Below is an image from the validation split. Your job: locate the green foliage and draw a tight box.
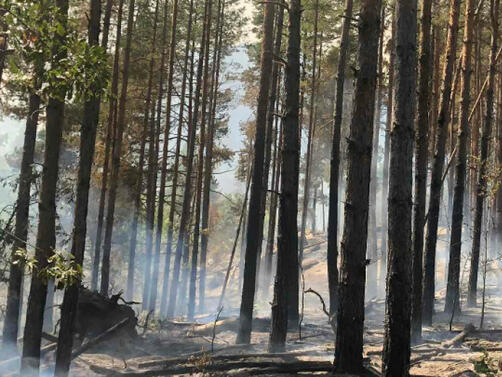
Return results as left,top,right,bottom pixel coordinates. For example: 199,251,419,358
1,0,110,102
13,248,83,289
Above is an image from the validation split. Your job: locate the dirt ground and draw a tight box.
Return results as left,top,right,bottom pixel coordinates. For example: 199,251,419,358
18,233,502,376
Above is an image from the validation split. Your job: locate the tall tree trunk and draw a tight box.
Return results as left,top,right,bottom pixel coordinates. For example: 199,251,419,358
21,1,68,374
382,0,417,374
411,0,432,343
166,0,211,318
92,0,121,292
468,0,499,308
53,0,102,374
268,0,301,353
235,0,276,344
199,0,226,313
445,0,476,314
100,0,136,296
160,0,191,317
422,0,462,325
380,10,395,280
188,0,213,320
298,0,319,263
141,0,161,311
148,0,171,313
327,0,353,317
367,6,384,298
334,0,381,373
2,77,41,353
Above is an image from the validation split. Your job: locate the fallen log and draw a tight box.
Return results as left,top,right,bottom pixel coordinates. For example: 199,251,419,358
136,349,331,369
91,360,334,376
442,324,476,348
72,317,130,359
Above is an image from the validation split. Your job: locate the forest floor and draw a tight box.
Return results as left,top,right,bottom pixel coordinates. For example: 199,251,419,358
27,233,502,376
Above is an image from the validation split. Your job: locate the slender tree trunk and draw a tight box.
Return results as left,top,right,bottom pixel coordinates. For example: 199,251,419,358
327,0,353,317
367,7,384,298
166,0,211,318
468,0,499,308
147,0,170,313
334,0,381,373
199,0,226,313
445,0,476,314
429,27,441,161
411,0,432,343
160,0,192,317
100,0,136,296
268,0,301,353
422,0,462,325
21,2,68,374
298,0,319,264
236,0,276,344
53,0,102,374
2,79,41,353
382,0,417,375
380,10,395,277
93,0,124,292
141,0,161,311
91,0,119,292
188,0,213,320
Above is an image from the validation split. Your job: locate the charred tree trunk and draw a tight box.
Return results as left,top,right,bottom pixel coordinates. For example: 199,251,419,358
411,0,432,343
327,0,353,317
380,11,395,275
21,1,68,374
333,0,381,373
382,0,417,374
100,0,136,296
298,0,319,264
468,0,499,308
422,0,462,324
445,0,475,314
53,0,102,374
268,0,301,353
236,0,276,344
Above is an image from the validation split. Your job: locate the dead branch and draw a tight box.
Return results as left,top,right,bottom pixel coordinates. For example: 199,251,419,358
442,323,476,348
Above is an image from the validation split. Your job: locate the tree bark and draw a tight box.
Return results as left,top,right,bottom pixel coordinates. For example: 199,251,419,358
467,0,499,308
236,0,276,344
53,0,102,374
21,1,68,374
268,0,301,353
382,0,417,374
422,0,462,324
327,0,353,316
445,0,476,314
333,0,381,373
100,0,136,296
411,0,432,343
